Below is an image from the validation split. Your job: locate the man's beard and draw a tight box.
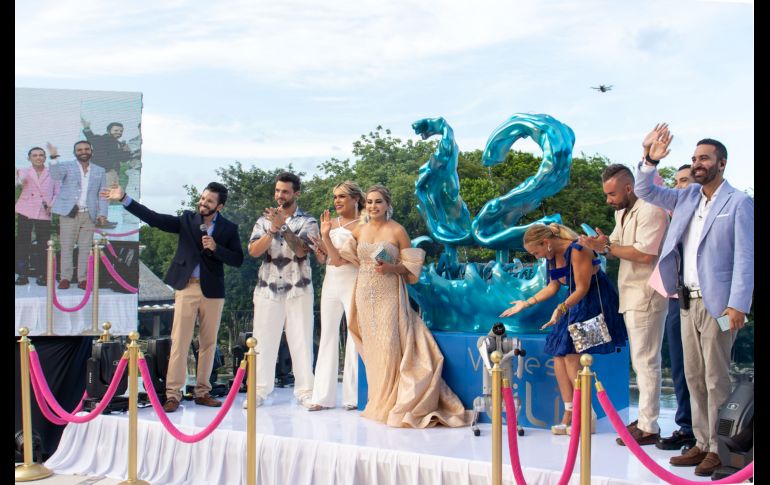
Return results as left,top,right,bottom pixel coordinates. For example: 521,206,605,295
693,166,718,184
199,206,215,217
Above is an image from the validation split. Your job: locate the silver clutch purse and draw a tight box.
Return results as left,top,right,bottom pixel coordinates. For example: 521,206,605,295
567,314,612,353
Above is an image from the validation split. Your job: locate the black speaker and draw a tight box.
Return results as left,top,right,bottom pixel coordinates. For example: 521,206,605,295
712,373,753,480
83,340,129,414
85,340,128,399
142,337,171,403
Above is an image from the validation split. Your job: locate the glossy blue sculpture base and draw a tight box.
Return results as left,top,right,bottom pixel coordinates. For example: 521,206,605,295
357,331,629,428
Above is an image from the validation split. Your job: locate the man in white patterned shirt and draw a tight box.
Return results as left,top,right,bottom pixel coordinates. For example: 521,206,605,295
248,172,319,408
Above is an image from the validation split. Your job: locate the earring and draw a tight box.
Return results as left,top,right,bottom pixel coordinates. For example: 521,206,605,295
364,213,370,223
546,244,552,256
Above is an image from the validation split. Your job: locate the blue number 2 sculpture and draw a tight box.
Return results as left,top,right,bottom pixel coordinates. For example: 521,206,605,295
409,114,575,334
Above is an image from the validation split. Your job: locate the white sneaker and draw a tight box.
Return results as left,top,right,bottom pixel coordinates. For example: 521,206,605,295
242,396,264,409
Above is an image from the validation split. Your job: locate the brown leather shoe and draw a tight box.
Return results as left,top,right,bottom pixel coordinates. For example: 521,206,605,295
58,279,71,289
694,452,721,476
77,281,87,290
163,398,180,413
626,419,638,432
194,393,222,407
670,445,708,467
616,427,659,446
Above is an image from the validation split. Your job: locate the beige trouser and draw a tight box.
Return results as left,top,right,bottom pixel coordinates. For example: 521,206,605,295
166,280,224,401
252,290,315,401
624,292,668,434
59,210,95,282
681,297,735,453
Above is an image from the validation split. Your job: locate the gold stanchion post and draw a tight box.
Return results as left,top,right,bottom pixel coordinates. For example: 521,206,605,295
15,327,53,481
45,240,56,336
100,322,113,342
490,350,503,485
118,332,149,485
246,337,257,485
579,354,594,485
83,240,103,336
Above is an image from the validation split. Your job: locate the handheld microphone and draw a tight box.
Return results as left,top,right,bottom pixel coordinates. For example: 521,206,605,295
200,224,213,255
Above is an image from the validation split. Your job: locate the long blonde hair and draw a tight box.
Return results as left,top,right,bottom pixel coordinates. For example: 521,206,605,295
523,223,579,247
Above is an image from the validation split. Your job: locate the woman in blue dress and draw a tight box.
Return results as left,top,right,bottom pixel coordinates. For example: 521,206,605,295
500,223,627,434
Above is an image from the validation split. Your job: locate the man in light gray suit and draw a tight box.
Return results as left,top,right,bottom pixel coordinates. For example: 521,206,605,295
49,140,108,290
635,124,753,477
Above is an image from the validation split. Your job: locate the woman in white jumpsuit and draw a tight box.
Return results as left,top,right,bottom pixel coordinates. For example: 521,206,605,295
308,181,364,411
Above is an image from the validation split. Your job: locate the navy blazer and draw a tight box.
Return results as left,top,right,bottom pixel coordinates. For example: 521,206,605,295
125,199,244,298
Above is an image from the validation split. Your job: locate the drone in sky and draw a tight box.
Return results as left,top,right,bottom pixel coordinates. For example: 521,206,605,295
591,85,613,93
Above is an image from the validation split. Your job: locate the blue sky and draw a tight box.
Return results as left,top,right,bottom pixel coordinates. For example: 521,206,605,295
16,0,753,215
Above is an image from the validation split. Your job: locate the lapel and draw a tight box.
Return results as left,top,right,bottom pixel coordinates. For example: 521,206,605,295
668,186,700,245
194,212,205,251
29,168,47,192
699,181,733,245
211,212,225,242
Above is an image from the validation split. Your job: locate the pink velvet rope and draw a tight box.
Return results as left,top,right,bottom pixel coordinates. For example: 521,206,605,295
29,365,68,425
96,228,141,238
597,389,754,484
103,240,118,258
51,255,95,312
138,358,246,444
502,386,528,485
502,386,581,485
29,349,128,424
99,252,138,293
29,364,88,425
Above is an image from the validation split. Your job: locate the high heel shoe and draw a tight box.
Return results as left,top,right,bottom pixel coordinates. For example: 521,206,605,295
567,408,597,435
551,405,572,435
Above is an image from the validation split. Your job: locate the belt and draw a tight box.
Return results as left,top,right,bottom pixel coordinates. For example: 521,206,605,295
188,277,201,284
688,288,703,299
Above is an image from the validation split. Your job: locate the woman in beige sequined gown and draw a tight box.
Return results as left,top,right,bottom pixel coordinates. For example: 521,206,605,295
339,185,470,428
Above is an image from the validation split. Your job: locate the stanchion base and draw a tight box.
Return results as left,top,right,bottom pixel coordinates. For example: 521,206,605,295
117,479,150,484
15,463,53,481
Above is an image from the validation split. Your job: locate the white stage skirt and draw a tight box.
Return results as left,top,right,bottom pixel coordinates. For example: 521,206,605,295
43,387,711,485
15,285,137,336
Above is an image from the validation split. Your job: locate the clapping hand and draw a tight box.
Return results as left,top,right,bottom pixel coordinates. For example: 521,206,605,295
263,207,286,233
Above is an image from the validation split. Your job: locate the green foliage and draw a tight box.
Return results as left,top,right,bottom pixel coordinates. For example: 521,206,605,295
657,166,676,187
138,226,177,277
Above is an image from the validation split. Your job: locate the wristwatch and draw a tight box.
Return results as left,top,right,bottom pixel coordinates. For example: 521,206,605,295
602,241,612,254
280,224,289,233
645,154,660,165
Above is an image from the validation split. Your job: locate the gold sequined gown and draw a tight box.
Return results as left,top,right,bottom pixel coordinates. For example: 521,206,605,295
340,239,470,428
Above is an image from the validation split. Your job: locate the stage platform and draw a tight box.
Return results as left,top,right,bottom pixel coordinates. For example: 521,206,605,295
43,386,718,485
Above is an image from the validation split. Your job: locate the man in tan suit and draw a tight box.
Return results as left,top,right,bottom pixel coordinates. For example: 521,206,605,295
581,164,669,446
